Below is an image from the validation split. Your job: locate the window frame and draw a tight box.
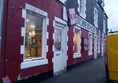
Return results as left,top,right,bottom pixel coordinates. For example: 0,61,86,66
94,7,98,28
103,19,106,34
73,26,81,58
58,0,66,4
78,0,86,18
21,3,48,69
98,31,101,53
88,32,93,56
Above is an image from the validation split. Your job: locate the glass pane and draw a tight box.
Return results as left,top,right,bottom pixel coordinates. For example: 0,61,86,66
74,29,79,53
25,12,43,60
55,29,62,51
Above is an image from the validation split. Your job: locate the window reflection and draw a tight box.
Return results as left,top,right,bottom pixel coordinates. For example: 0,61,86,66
74,29,80,53
25,12,42,60
55,29,62,51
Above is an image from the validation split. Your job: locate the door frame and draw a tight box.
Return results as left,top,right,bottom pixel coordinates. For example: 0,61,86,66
94,35,97,59
52,17,68,74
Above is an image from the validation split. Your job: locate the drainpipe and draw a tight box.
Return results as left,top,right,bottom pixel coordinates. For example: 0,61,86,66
2,0,9,77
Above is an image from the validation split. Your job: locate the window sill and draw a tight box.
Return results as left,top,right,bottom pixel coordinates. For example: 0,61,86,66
73,53,81,58
21,59,48,69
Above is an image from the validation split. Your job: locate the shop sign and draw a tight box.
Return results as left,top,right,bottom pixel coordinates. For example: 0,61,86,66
69,8,76,25
76,15,96,33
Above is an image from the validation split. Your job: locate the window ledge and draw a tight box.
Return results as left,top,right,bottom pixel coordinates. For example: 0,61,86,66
21,59,48,69
73,53,81,58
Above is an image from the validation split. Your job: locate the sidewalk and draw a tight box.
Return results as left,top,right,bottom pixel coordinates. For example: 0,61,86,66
41,57,106,83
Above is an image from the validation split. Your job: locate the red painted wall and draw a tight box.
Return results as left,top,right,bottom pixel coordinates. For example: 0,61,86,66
1,0,64,82
67,27,94,66
0,0,97,82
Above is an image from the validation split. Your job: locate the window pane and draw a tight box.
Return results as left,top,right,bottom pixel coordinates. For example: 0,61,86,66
74,29,79,53
25,12,43,60
55,29,62,51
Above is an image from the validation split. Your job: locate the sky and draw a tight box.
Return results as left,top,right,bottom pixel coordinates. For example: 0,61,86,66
104,0,118,31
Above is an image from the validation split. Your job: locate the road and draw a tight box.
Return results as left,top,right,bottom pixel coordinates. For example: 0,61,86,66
41,57,106,83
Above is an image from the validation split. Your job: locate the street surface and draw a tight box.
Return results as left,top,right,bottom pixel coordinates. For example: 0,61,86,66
41,57,106,83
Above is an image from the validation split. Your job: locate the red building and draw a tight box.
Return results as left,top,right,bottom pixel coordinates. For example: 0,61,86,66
0,0,107,82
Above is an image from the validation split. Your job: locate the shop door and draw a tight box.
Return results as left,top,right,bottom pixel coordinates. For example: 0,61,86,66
53,25,65,74
94,35,97,59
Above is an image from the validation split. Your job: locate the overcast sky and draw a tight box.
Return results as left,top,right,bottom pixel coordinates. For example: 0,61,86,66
104,0,118,31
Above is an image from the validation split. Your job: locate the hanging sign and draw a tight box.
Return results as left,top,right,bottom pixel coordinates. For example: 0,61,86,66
69,8,76,25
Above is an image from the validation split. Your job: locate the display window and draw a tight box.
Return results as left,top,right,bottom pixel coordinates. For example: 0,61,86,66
73,26,81,58
25,11,43,60
74,28,80,53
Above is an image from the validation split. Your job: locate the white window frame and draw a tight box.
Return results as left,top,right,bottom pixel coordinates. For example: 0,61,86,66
103,19,106,34
94,8,98,28
73,26,81,58
78,0,86,19
98,31,100,53
59,0,66,4
21,3,49,69
88,32,93,56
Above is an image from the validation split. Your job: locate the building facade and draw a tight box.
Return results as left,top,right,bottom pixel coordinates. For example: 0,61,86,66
0,0,108,82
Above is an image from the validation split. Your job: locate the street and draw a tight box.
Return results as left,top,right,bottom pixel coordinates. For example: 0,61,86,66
41,57,106,83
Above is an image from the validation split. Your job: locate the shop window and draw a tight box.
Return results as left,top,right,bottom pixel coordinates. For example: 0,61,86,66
88,33,93,55
25,11,44,61
73,27,81,58
21,4,48,69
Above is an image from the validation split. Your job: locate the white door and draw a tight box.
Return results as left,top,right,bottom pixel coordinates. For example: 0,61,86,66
53,25,65,74
94,35,97,59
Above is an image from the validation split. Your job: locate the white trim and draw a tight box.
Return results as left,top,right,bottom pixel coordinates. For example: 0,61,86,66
98,31,100,53
73,26,81,58
0,37,1,40
103,19,106,34
26,3,47,17
63,6,68,21
94,7,98,28
21,27,25,37
55,17,67,25
46,45,48,53
88,32,93,56
94,35,97,59
21,3,49,69
20,45,24,54
21,59,48,69
52,17,68,74
46,18,49,26
78,0,86,19
22,9,26,19
46,32,49,39
59,0,66,4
